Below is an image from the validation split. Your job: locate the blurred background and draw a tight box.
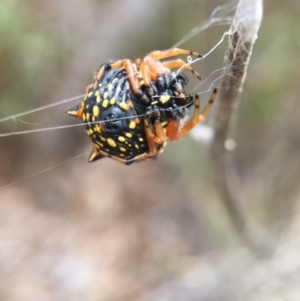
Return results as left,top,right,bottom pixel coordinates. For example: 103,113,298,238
1,0,300,300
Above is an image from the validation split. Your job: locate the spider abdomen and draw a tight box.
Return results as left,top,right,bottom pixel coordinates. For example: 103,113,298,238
68,68,149,162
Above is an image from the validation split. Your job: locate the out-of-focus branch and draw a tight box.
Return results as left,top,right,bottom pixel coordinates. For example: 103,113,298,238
210,0,269,254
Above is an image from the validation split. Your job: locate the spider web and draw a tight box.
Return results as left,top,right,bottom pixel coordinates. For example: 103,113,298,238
0,1,239,191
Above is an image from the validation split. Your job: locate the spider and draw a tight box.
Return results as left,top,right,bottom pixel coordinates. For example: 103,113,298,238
67,48,217,165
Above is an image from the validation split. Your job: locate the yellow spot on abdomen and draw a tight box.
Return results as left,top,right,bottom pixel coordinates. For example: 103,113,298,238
138,137,144,142
102,99,109,108
135,144,139,149
103,91,108,99
93,105,99,117
119,147,126,152
119,101,132,110
118,136,125,142
119,102,127,110
107,138,117,148
86,129,94,136
95,91,101,103
94,125,101,132
96,141,104,147
159,95,171,104
110,97,116,105
125,132,132,138
129,121,136,129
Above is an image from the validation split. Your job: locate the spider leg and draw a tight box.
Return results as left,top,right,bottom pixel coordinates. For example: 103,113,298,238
94,63,111,86
94,60,146,99
125,118,168,164
138,61,151,87
140,59,166,84
145,48,203,60
141,49,202,82
161,59,201,80
144,118,167,145
167,88,217,141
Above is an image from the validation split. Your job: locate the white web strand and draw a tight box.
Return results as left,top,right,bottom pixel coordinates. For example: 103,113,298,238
0,94,85,123
173,0,237,48
0,152,88,190
175,29,234,77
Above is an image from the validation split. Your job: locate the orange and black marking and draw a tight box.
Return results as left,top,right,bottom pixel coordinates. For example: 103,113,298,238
67,48,217,165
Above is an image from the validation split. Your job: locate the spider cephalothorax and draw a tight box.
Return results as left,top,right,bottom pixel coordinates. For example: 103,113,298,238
67,48,217,165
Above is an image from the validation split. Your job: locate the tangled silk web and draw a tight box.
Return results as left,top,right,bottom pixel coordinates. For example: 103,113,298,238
0,0,245,189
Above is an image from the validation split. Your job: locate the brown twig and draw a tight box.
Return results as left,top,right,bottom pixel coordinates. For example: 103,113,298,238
210,0,270,254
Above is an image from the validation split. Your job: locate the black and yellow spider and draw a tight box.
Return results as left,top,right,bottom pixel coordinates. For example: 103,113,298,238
67,48,217,165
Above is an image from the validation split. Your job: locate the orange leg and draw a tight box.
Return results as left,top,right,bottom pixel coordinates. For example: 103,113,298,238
109,59,141,95
145,48,203,60
141,58,166,81
167,88,217,141
161,59,201,79
126,117,169,164
141,49,202,82
127,120,160,164
94,60,145,98
144,118,167,145
139,61,152,87
165,119,181,141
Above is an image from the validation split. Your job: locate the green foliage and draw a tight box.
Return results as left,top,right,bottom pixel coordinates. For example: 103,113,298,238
0,0,62,119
